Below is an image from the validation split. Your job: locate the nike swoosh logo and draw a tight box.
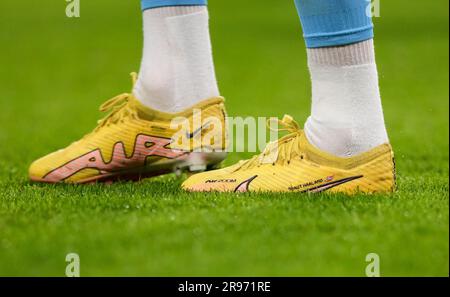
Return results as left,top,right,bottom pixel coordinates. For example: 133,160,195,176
186,121,212,139
234,175,258,193
301,175,363,193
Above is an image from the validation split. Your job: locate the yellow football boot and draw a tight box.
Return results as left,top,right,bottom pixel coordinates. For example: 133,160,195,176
29,73,228,184
183,115,396,194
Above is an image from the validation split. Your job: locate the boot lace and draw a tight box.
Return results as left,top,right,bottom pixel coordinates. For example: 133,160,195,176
94,72,139,132
236,115,304,170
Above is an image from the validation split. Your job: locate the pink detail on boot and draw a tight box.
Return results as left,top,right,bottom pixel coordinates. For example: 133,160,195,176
43,135,187,182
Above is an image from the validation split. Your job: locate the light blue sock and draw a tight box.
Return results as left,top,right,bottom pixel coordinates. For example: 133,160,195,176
141,0,207,11
294,0,374,48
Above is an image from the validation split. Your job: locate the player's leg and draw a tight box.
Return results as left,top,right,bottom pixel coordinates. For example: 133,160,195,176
136,0,220,112
295,0,388,157
183,0,396,194
28,0,227,184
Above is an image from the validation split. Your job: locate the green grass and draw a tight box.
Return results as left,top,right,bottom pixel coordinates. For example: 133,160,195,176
0,0,448,276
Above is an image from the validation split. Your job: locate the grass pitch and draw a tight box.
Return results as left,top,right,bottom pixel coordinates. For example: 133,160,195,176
0,0,448,276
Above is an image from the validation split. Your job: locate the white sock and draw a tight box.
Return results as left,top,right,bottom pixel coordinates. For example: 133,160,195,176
134,6,220,112
304,39,389,157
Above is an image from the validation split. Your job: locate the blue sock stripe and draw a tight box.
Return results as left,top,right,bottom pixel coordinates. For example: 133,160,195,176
141,0,207,11
294,0,374,48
